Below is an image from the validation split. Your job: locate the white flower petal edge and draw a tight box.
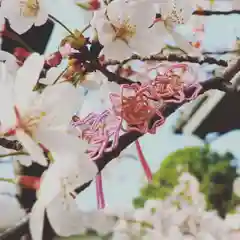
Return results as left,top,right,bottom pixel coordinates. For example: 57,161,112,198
39,67,64,85
0,51,19,76
30,153,98,239
92,0,163,60
1,0,49,34
152,0,202,56
0,53,85,167
14,53,45,114
30,201,45,240
16,129,48,166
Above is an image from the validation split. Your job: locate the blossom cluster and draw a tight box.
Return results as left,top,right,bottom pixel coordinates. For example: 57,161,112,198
109,173,237,240
33,172,240,240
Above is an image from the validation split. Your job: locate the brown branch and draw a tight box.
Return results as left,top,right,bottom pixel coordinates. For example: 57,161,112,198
203,50,240,55
93,61,134,85
193,10,240,16
105,54,228,74
0,138,22,151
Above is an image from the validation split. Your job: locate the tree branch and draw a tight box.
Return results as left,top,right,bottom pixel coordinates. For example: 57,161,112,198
193,10,240,16
203,50,240,55
106,54,228,71
0,138,22,151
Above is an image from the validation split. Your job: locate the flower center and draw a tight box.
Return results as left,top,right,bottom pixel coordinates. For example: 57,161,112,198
20,0,40,18
113,19,136,43
169,0,185,25
14,107,46,136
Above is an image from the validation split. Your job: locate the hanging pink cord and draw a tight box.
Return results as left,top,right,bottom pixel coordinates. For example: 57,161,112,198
71,63,203,209
72,63,202,160
135,140,152,182
96,173,105,209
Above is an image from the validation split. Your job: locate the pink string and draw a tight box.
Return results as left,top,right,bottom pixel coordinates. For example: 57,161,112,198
71,63,203,209
96,173,105,209
135,140,152,182
73,110,122,160
110,84,165,134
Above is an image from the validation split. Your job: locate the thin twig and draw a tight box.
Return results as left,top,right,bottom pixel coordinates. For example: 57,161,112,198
48,14,75,36
107,54,228,74
203,50,240,55
0,151,28,158
193,10,240,16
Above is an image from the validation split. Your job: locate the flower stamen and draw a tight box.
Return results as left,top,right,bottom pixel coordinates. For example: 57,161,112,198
20,0,40,18
14,106,46,136
112,19,136,43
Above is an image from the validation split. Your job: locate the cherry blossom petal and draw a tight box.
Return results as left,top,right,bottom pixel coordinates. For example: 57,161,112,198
35,8,48,27
16,129,47,166
0,63,16,130
106,0,127,26
91,8,106,28
127,1,156,29
14,53,45,114
170,30,201,56
15,155,33,167
130,29,165,56
35,129,88,156
1,0,48,34
95,20,116,46
1,0,34,34
37,168,61,207
81,79,101,90
38,82,82,128
0,51,19,75
30,201,45,240
39,67,63,85
38,153,98,206
233,0,240,10
46,195,87,237
101,39,132,61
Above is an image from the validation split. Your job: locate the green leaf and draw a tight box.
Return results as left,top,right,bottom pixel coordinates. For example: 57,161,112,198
133,145,239,217
76,3,91,10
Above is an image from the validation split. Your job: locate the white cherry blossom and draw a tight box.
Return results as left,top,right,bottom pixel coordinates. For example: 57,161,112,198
30,152,99,240
38,67,63,85
91,0,164,61
0,53,84,166
152,0,202,55
0,51,19,76
1,0,49,34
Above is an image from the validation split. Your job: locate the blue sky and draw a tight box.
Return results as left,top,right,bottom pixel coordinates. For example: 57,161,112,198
1,0,240,211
